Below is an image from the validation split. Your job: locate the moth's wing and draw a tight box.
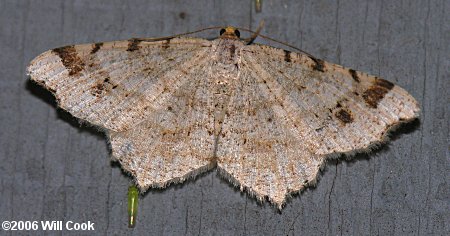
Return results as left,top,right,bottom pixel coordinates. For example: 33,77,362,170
216,45,419,207
28,37,212,132
29,37,217,189
216,65,321,207
109,57,217,189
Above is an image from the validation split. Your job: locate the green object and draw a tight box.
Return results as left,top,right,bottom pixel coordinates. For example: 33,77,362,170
255,0,262,12
128,185,139,228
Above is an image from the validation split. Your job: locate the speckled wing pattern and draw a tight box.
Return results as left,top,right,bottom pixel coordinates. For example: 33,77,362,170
217,44,419,206
28,37,218,189
28,31,419,208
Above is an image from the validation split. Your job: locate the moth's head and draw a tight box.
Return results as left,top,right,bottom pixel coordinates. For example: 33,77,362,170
219,26,240,39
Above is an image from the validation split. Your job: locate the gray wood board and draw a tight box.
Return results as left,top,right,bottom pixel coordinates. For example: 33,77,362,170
0,0,448,235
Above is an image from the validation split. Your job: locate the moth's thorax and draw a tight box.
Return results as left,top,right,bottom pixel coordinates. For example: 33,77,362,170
209,38,244,133
213,38,243,66
209,39,243,89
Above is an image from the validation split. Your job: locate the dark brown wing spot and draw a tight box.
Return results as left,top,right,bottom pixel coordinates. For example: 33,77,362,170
297,85,306,92
348,69,360,82
52,45,85,76
91,77,116,96
374,77,394,89
162,39,171,49
90,43,103,54
362,78,395,108
127,38,142,52
308,56,325,72
335,109,354,124
283,50,291,62
91,83,105,96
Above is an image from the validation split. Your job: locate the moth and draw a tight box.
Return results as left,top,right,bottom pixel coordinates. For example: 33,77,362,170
28,26,419,208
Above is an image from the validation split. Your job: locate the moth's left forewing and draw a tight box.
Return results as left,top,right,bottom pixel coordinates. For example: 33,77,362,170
27,37,212,132
28,37,218,193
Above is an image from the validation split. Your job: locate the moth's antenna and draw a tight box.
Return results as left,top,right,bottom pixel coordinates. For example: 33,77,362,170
244,20,265,45
135,26,224,42
237,25,315,59
136,24,316,60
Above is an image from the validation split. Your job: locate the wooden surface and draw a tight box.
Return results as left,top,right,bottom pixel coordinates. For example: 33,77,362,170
0,0,448,235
